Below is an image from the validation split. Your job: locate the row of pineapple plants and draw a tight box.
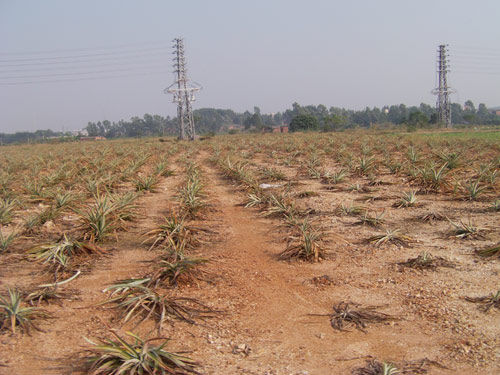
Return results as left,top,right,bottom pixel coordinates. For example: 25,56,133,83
0,140,209,373
84,155,217,374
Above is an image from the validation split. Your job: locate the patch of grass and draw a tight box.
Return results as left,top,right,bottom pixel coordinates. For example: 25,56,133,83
415,130,500,140
85,330,201,375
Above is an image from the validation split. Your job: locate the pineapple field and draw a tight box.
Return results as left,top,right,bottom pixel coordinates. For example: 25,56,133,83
0,130,499,374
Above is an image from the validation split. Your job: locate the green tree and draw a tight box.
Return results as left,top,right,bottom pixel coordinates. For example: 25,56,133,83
289,114,319,132
243,113,263,130
451,103,464,124
464,100,476,113
477,103,490,124
322,114,346,131
408,111,428,126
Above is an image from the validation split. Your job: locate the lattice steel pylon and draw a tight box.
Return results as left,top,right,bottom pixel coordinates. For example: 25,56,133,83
164,38,201,140
432,44,454,128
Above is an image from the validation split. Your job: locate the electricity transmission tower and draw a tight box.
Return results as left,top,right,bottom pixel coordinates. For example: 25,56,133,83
165,38,201,140
432,44,454,128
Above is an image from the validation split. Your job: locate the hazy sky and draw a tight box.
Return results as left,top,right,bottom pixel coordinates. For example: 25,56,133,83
1,0,499,132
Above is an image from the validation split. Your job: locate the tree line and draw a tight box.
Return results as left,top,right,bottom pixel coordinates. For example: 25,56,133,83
1,100,499,144
84,100,500,136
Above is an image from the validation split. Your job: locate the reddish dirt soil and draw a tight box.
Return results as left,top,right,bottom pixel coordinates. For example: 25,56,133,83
1,150,499,374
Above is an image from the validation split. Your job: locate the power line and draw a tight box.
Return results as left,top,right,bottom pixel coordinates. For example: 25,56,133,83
453,63,500,70
451,56,500,62
0,45,171,63
0,50,171,67
0,57,169,74
453,71,500,76
0,51,170,68
0,63,168,80
0,41,177,86
453,45,500,53
0,69,170,86
0,39,172,56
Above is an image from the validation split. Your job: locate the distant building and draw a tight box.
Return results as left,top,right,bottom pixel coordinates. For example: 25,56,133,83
69,129,88,136
271,126,288,133
227,124,243,131
79,136,106,141
487,107,500,116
